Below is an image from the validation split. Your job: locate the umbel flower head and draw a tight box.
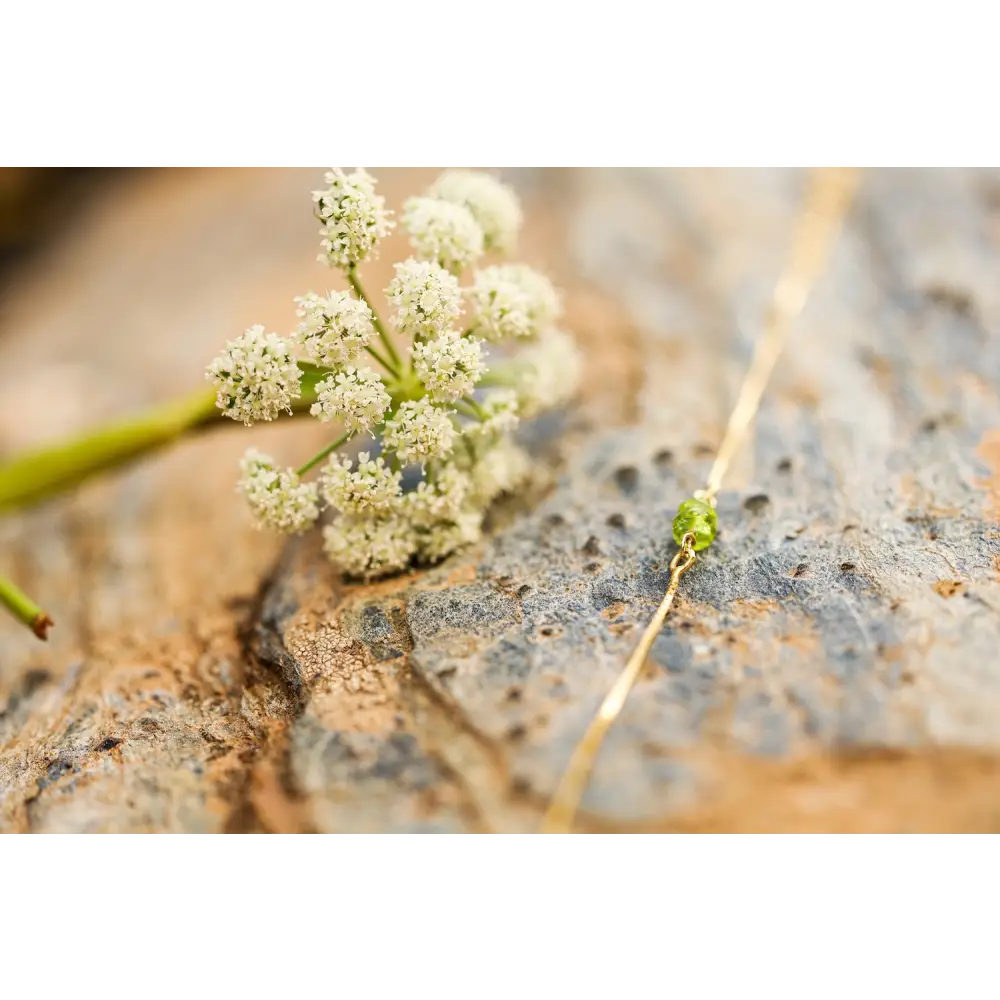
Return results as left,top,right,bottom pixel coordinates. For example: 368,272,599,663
387,258,463,340
402,196,484,275
323,514,417,579
310,366,390,433
321,452,402,514
383,398,456,467
293,291,374,366
428,171,522,254
468,264,562,342
314,168,394,269
207,167,583,580
412,331,486,403
206,325,301,425
238,449,319,533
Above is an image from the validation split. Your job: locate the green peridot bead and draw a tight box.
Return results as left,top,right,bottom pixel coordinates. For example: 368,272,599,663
672,497,717,551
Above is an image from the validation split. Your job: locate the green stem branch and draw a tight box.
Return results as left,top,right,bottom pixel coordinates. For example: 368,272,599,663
0,363,330,515
364,343,397,374
346,266,403,371
296,432,352,476
0,573,53,640
476,368,519,388
455,397,487,421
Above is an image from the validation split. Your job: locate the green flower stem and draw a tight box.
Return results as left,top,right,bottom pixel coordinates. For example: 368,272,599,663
476,368,519,388
364,343,397,374
296,431,352,476
455,397,487,421
463,396,489,419
0,364,330,515
0,572,53,640
346,266,403,372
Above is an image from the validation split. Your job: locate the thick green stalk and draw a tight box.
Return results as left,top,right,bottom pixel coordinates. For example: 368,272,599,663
0,364,329,515
346,266,403,371
0,573,53,639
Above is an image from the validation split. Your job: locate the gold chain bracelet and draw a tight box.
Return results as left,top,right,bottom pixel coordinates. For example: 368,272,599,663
541,168,861,834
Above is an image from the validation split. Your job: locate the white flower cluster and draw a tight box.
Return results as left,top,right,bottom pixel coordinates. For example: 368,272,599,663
206,325,301,425
402,196,483,275
413,331,486,402
208,168,583,580
382,398,456,467
311,367,390,432
293,291,374,366
516,328,583,419
321,452,401,513
387,259,462,340
314,168,394,269
429,171,522,254
467,264,561,342
238,450,319,533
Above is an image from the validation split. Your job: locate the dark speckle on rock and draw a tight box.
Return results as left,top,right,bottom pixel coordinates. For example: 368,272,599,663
506,724,527,743
743,494,770,514
511,776,532,796
613,465,640,495
606,513,627,529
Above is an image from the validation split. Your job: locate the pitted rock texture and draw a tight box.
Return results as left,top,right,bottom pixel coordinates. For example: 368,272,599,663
3,168,1000,832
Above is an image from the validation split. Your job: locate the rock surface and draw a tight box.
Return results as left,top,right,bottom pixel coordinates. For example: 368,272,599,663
2,168,1000,832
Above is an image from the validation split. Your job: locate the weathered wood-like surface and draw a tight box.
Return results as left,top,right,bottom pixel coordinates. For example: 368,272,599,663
2,168,1000,833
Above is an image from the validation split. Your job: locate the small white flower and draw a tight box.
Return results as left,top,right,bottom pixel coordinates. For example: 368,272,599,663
293,291,374,366
323,514,417,579
402,196,484,274
404,464,471,527
413,331,487,403
467,264,562,342
467,439,531,506
429,170,522,254
237,449,319,534
464,389,520,444
416,508,484,564
313,167,394,269
383,398,456,466
206,325,301,425
516,328,582,418
320,451,402,514
311,367,390,433
387,258,463,340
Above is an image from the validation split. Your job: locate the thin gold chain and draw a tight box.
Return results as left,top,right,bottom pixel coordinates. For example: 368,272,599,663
540,168,861,834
